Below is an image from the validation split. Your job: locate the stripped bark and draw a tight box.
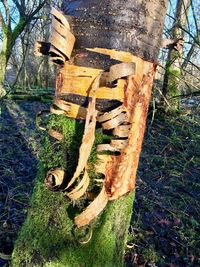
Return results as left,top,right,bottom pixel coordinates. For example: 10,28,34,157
12,1,167,266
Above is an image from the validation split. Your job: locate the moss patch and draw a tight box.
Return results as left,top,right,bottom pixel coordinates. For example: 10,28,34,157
12,115,135,267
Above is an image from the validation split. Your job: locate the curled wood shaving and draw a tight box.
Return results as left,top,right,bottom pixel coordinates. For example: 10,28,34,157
97,144,121,153
126,242,134,249
66,170,90,201
66,74,101,189
75,186,109,228
78,228,93,244
0,252,12,261
100,62,135,84
49,27,75,60
97,139,128,153
53,98,71,111
45,169,65,191
50,104,66,115
86,47,141,63
97,105,125,123
51,7,70,30
35,110,50,131
113,124,131,138
101,112,128,130
47,129,64,141
51,100,87,120
110,139,128,150
49,46,66,65
35,8,75,64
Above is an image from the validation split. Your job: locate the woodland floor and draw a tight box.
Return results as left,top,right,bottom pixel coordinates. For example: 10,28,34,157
0,97,200,267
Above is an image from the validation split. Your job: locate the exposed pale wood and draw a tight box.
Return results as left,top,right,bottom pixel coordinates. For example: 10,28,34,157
86,48,141,63
60,79,125,101
57,62,135,102
104,61,156,200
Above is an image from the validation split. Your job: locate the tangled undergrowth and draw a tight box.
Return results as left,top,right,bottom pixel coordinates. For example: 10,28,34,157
0,99,199,266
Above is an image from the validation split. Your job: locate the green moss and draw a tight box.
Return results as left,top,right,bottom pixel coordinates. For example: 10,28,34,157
168,68,181,97
12,115,135,267
143,245,159,263
11,166,73,266
164,50,182,111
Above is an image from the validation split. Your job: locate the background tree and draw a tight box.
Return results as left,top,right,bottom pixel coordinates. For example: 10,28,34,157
162,0,192,110
0,0,47,96
156,0,200,110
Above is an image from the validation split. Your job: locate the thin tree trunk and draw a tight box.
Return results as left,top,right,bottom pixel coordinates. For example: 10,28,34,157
0,35,9,96
161,0,191,110
12,1,167,266
181,31,199,70
0,53,7,96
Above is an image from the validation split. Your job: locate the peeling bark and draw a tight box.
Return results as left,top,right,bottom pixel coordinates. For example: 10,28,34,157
12,1,167,266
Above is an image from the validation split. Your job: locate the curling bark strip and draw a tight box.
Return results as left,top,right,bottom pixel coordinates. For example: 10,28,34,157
35,8,156,228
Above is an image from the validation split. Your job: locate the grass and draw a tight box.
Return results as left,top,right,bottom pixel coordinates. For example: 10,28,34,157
126,107,200,266
0,99,200,266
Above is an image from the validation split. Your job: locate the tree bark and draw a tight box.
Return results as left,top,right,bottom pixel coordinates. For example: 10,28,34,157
161,0,191,110
12,1,167,266
0,1,47,96
0,35,9,96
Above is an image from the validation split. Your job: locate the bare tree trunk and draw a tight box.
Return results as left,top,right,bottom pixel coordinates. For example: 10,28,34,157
162,0,191,110
12,1,167,266
0,53,7,96
0,35,10,96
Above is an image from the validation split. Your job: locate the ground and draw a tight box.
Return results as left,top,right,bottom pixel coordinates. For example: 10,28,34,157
0,97,199,267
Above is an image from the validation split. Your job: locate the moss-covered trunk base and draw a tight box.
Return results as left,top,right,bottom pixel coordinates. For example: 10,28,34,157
12,116,135,267
12,166,134,267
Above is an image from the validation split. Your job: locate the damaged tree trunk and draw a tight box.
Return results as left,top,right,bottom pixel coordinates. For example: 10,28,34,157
12,1,167,266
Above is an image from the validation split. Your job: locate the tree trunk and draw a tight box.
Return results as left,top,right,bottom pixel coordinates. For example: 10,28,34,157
162,0,191,111
12,1,167,266
0,35,9,96
0,29,19,96
0,53,7,96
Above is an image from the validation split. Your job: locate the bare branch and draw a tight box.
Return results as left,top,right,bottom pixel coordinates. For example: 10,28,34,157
12,0,24,16
191,0,199,35
11,0,47,43
2,0,11,28
181,40,198,69
26,0,47,21
0,9,6,30
166,13,200,46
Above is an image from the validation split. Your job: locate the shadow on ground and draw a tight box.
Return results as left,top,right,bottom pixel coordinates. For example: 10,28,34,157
0,100,49,266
